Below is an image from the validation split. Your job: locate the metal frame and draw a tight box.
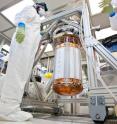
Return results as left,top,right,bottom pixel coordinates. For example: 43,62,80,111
38,0,117,102
81,1,117,102
22,0,117,116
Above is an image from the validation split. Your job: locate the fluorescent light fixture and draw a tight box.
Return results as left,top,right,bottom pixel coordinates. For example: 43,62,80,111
95,27,117,40
88,0,102,15
2,0,34,24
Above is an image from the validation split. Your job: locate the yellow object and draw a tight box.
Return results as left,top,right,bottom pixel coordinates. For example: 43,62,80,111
44,72,53,79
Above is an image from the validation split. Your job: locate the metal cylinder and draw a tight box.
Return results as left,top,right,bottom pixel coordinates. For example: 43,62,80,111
53,34,83,96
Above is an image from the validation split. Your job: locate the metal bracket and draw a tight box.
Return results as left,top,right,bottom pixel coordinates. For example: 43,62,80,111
89,96,107,122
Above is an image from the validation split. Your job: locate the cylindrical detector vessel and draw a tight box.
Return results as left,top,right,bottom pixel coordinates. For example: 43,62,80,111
53,34,83,96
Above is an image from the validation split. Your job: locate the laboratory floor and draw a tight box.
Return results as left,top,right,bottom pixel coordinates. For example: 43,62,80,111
0,116,94,124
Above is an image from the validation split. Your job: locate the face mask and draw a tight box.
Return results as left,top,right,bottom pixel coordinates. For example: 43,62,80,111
38,8,46,17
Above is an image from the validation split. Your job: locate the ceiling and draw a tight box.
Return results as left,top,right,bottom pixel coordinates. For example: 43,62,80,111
0,0,113,46
0,0,21,45
43,0,71,11
0,0,22,12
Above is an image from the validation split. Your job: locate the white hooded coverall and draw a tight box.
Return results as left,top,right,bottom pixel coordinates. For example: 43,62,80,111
0,6,41,121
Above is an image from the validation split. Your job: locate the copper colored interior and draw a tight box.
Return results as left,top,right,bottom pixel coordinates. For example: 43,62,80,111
53,78,83,96
54,34,81,48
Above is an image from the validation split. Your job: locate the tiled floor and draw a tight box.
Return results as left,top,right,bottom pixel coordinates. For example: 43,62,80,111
0,116,94,124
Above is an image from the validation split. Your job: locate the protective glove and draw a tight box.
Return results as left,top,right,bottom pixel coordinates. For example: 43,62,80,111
99,0,111,8
102,4,113,13
99,0,113,13
16,22,25,44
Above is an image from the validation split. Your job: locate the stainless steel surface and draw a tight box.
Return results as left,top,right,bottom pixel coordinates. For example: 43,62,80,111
41,7,82,26
21,98,58,107
89,96,107,122
33,40,49,67
35,116,94,124
21,98,62,115
57,98,88,104
93,41,117,71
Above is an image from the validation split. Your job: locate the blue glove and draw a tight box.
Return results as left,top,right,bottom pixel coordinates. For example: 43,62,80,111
16,22,25,44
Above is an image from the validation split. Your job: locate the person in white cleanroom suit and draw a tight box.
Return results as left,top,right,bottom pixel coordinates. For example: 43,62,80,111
0,0,48,121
